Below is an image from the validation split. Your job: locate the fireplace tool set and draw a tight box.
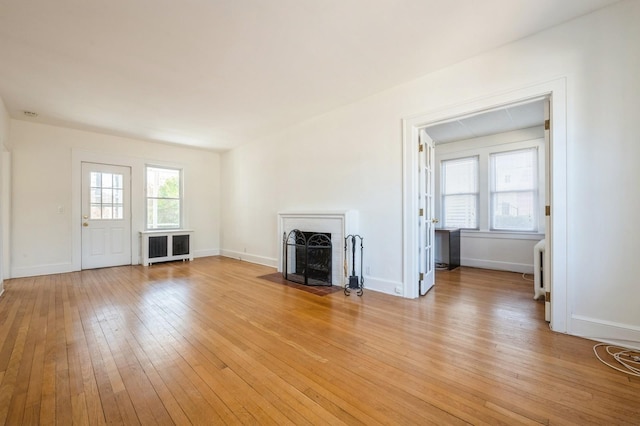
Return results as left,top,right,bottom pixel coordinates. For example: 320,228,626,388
344,234,364,296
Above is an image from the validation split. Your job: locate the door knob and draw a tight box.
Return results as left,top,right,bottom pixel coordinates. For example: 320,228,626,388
83,215,88,219
83,222,89,227
432,218,439,224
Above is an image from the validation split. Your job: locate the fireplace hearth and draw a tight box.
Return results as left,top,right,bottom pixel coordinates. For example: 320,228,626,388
282,230,332,286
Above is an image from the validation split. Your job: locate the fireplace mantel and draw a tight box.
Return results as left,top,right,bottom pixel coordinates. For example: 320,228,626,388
277,211,358,287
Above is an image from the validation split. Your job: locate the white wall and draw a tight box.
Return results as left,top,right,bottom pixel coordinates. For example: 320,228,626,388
0,96,10,294
434,127,545,273
9,120,221,278
221,0,640,343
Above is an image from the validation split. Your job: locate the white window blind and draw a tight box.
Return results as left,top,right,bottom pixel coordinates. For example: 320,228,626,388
442,156,479,229
490,148,538,231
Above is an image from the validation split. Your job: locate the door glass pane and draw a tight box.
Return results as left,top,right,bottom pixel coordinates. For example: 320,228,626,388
113,189,123,204
113,174,123,189
90,188,101,203
90,204,102,219
102,188,113,204
90,172,101,187
114,206,124,220
102,206,113,219
89,172,124,220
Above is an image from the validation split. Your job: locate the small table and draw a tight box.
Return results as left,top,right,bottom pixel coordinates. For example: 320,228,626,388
435,228,460,270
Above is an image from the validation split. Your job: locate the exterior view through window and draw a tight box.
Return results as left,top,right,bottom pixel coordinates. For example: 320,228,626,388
146,166,181,229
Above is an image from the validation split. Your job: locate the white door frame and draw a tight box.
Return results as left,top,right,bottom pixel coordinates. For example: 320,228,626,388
402,78,568,333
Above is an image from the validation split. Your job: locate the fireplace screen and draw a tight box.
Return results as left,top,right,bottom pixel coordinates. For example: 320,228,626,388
282,229,332,286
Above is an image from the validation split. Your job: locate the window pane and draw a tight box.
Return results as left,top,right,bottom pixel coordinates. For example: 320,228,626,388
443,157,478,194
492,149,536,191
101,188,113,204
90,188,101,203
147,199,180,229
444,194,477,228
490,148,538,231
90,204,102,219
101,173,113,188
90,172,101,187
102,205,113,219
492,192,535,230
442,156,478,229
112,174,123,189
113,189,123,204
113,205,123,220
147,167,180,198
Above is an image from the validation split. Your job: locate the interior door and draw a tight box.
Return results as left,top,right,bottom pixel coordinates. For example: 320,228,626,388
81,162,132,269
544,99,551,322
419,129,436,295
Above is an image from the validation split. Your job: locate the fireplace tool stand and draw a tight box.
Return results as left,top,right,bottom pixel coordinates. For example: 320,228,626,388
344,234,364,296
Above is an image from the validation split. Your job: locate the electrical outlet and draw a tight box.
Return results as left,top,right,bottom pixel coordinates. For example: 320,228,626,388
394,286,402,294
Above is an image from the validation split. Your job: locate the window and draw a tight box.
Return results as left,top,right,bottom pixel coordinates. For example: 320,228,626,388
441,156,479,229
146,166,182,229
490,148,538,231
89,172,124,220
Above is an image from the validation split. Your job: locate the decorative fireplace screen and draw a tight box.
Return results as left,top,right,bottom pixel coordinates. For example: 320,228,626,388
282,229,332,286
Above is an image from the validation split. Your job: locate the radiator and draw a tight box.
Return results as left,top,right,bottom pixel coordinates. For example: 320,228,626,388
140,230,194,266
533,239,545,300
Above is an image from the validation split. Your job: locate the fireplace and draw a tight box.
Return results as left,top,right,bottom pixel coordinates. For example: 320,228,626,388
283,230,332,286
277,211,358,287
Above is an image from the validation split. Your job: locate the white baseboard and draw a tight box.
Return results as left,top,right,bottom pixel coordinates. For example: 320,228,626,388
361,275,403,297
221,250,278,268
462,257,533,274
11,262,75,278
193,249,220,258
571,315,640,350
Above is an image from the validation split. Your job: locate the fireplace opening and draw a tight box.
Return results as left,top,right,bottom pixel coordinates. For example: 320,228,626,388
283,230,332,286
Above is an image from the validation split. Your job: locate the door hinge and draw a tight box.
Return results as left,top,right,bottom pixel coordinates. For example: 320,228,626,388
418,144,424,152
544,119,550,130
419,208,424,217
419,272,424,281
545,291,551,302
545,205,551,216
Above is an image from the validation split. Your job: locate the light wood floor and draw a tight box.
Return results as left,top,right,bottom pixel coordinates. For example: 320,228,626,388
1,257,638,425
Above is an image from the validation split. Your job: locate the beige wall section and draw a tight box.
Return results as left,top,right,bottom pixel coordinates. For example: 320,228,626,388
220,1,640,340
9,120,221,278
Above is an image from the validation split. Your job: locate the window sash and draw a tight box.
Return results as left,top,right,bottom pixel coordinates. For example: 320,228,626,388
146,166,182,230
490,148,538,231
441,156,479,229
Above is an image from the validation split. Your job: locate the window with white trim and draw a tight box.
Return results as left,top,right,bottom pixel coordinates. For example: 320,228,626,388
435,129,545,235
441,156,479,229
490,148,538,231
146,166,182,229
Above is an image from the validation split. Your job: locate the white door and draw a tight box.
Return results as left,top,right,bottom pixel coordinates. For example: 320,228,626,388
543,99,551,322
418,129,436,295
81,162,132,269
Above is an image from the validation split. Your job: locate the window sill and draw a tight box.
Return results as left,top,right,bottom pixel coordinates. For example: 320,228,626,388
459,230,544,240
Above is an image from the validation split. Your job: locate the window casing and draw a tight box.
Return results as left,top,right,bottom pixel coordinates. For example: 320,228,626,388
441,156,479,229
146,166,182,230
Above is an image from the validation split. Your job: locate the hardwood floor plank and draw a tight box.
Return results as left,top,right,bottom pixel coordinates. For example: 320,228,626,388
1,257,639,425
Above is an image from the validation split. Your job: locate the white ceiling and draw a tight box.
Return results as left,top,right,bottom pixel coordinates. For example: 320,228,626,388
0,0,619,151
426,99,545,144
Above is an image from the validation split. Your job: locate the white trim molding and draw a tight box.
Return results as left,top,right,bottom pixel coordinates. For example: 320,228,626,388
402,77,568,333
